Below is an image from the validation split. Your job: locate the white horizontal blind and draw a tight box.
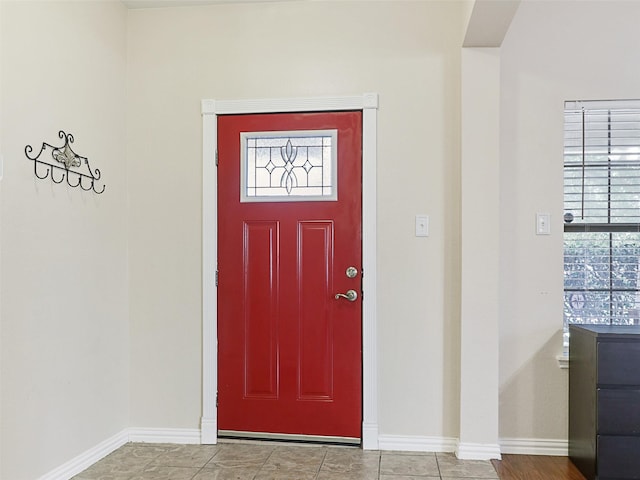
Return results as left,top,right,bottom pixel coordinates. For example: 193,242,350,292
564,104,640,225
564,101,640,328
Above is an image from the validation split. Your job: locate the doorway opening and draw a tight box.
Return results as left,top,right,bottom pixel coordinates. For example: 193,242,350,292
201,94,380,449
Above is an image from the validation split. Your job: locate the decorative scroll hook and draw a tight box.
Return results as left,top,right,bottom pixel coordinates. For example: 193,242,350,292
51,167,66,184
24,131,105,194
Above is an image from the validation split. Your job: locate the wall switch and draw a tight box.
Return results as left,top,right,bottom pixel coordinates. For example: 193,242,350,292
415,215,429,237
536,213,550,235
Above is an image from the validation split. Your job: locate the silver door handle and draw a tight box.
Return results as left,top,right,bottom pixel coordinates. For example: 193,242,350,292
335,289,358,302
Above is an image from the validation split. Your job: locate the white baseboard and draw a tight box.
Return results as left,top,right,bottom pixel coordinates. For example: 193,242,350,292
38,428,201,480
378,434,457,453
456,442,502,460
378,435,566,458
361,422,379,450
128,427,202,444
500,437,568,456
201,417,218,444
37,429,129,480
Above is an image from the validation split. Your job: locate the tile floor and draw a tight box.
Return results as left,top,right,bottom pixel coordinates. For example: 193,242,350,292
72,441,499,480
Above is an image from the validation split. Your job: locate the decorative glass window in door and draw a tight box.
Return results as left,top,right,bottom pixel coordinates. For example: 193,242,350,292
240,130,338,202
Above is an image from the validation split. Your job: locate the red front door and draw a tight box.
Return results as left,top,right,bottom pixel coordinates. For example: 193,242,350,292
217,111,362,439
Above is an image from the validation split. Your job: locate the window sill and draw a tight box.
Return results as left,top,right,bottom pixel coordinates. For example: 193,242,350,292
556,354,569,369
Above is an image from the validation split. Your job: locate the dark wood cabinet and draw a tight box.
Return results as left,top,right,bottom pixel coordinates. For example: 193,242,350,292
569,325,640,480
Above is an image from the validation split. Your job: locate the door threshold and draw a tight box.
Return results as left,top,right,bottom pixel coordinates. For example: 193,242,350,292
218,430,361,447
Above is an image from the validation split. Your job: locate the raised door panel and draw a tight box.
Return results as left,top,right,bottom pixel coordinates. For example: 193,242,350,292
243,221,279,399
297,221,334,401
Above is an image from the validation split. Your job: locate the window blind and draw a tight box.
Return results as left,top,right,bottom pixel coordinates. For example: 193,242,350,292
564,100,640,326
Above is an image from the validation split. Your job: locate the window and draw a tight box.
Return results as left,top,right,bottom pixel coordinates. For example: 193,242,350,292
564,100,640,342
240,130,338,202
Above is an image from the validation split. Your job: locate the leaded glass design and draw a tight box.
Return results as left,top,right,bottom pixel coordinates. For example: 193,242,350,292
240,130,338,202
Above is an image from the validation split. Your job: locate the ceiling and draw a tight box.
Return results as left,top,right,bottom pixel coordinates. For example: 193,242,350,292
122,0,302,8
463,0,520,47
121,0,521,48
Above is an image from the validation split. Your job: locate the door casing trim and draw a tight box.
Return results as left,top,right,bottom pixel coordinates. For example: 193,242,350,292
201,94,379,449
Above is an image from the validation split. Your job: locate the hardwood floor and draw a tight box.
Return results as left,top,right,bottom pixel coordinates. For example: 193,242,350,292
491,455,586,480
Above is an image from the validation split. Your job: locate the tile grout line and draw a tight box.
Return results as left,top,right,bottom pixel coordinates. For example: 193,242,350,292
251,443,277,480
312,447,329,480
188,444,220,480
434,452,442,479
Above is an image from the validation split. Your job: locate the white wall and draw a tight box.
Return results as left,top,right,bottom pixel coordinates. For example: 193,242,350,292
7,1,637,475
499,0,640,442
0,2,129,478
127,0,464,438
0,4,4,476
459,47,500,456
0,3,4,476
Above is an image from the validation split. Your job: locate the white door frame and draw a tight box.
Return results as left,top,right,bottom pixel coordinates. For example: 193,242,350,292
201,94,379,449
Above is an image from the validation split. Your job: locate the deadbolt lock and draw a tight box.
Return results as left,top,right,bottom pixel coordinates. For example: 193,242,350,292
346,266,358,278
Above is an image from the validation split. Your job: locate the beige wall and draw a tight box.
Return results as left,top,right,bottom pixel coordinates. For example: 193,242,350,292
460,47,500,452
499,0,640,441
6,0,640,477
0,1,129,478
0,4,4,476
127,0,464,436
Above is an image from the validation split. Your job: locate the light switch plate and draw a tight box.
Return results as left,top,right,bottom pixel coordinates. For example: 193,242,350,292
536,213,550,235
415,215,429,237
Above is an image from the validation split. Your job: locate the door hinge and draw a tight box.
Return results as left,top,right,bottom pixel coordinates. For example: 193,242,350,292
215,269,219,287
215,149,218,167
216,393,219,407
